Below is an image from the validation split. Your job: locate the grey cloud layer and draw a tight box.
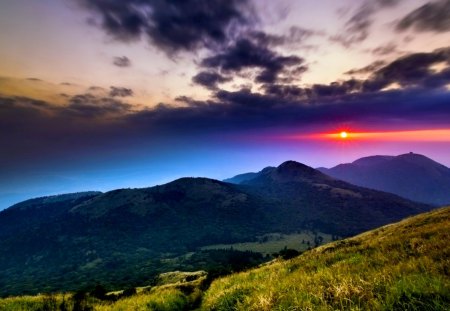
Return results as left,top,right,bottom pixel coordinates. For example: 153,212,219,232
2,49,450,155
75,0,254,54
397,0,450,33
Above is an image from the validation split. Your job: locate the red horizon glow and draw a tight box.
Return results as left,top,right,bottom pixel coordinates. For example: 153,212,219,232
284,129,450,142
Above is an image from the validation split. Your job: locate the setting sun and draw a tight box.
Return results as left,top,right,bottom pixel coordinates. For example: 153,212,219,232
340,131,348,139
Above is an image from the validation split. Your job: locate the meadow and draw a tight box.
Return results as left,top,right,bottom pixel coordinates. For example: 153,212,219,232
201,231,333,255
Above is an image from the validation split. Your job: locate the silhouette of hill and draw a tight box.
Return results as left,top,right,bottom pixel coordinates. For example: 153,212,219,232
318,153,450,206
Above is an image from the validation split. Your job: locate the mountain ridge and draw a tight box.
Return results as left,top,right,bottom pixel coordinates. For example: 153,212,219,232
318,152,450,205
0,160,432,295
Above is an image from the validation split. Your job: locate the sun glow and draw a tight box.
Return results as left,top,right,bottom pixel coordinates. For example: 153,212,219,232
340,131,348,139
310,129,450,142
281,129,450,142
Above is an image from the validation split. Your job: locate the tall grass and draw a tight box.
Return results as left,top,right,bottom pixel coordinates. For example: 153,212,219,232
94,288,191,311
0,294,70,311
201,207,450,310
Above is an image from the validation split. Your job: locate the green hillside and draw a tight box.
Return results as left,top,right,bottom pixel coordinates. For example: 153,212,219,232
1,207,448,310
0,161,431,296
202,206,450,310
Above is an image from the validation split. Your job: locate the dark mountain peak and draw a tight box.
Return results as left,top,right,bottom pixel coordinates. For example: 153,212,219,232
323,153,450,205
236,161,333,185
352,155,394,167
278,160,313,172
273,161,330,183
395,152,446,168
350,153,446,170
168,177,225,187
397,152,426,161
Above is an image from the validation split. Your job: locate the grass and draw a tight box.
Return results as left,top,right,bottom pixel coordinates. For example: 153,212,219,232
201,206,450,310
94,288,195,311
201,231,333,255
0,294,71,311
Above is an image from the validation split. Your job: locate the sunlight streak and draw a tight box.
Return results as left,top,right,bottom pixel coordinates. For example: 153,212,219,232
287,129,450,142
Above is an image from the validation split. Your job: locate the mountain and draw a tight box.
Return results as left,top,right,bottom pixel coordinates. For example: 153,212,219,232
223,167,275,184
202,206,450,310
0,161,431,296
236,161,429,235
318,152,450,206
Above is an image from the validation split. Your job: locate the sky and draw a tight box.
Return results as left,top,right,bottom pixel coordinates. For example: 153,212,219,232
1,0,450,209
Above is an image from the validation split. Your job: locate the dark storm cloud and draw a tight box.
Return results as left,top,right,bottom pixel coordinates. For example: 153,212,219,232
397,0,450,33
139,45,450,129
311,79,362,98
332,0,403,47
129,87,450,135
2,48,450,174
200,37,305,84
109,86,134,97
113,56,132,67
192,71,232,90
262,84,307,100
67,94,133,118
250,27,322,47
75,0,254,54
363,47,450,91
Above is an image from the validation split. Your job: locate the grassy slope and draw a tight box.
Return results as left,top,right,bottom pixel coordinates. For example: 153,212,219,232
1,207,449,311
0,272,206,311
201,206,450,310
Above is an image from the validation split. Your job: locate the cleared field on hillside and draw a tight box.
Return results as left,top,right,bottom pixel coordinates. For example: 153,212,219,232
201,231,333,255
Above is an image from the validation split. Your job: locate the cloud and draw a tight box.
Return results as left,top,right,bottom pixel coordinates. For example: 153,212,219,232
74,0,254,55
345,61,387,75
2,48,450,177
396,0,450,33
372,43,398,56
88,86,106,92
200,37,305,84
262,84,307,100
192,71,232,90
129,87,450,136
249,26,323,48
67,94,133,118
311,80,362,98
331,0,403,47
113,56,132,67
26,78,43,82
363,47,450,91
109,86,133,97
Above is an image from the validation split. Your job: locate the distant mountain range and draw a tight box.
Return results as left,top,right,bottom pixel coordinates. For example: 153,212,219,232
317,153,450,206
0,160,431,296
